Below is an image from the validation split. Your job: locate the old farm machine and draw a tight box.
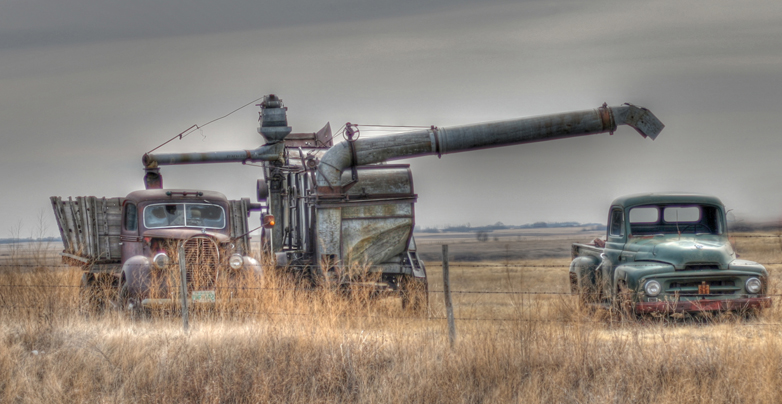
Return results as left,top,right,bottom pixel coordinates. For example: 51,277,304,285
141,95,664,308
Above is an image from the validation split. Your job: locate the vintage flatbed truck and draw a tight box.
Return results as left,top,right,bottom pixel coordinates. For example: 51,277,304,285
570,193,772,314
51,189,263,312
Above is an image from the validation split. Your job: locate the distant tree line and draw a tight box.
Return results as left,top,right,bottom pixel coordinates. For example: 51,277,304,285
415,222,606,234
0,237,61,245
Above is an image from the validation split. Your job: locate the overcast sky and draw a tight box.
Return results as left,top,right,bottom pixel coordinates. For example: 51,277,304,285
2,0,781,237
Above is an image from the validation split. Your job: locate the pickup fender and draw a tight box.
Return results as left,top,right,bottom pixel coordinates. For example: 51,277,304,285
569,255,601,295
242,256,264,277
614,262,676,296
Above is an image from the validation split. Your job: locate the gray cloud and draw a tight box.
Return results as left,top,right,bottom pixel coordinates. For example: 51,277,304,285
2,0,782,236
0,0,528,50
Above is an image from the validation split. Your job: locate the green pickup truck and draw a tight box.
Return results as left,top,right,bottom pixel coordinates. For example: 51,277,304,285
570,193,771,314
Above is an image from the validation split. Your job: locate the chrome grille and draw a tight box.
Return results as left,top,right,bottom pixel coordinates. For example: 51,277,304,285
183,237,219,291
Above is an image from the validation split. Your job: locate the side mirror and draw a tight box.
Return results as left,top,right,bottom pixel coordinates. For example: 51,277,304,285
262,213,275,229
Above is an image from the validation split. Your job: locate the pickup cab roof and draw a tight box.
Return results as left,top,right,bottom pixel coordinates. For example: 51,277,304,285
124,189,228,204
610,193,724,209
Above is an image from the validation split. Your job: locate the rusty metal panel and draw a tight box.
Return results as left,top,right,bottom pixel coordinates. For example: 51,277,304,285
342,165,413,196
341,203,412,219
316,207,342,257
314,164,416,266
284,123,333,149
341,210,412,265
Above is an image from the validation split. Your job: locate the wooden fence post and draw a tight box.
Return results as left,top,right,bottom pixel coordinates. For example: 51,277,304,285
178,243,189,332
442,244,456,347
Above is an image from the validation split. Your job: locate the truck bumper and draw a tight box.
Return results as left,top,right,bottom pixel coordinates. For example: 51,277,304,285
635,296,772,313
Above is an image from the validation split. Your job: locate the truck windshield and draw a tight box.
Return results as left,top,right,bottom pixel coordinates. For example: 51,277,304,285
143,203,226,229
628,205,722,236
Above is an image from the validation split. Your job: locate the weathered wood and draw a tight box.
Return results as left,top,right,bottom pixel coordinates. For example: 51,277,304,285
442,244,456,347
179,243,189,332
50,196,124,263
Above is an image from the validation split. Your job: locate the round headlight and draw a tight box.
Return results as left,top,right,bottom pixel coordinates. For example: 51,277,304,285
229,254,244,270
746,277,762,294
644,280,662,297
152,252,169,269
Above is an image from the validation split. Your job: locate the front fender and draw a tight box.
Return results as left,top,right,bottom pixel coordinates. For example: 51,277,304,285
242,256,263,277
570,255,600,291
615,262,676,292
122,255,152,297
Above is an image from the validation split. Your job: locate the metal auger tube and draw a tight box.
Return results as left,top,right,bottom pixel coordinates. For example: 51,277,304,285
315,103,663,193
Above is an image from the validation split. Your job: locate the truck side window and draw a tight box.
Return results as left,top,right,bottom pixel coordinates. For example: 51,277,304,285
124,203,138,231
609,209,624,237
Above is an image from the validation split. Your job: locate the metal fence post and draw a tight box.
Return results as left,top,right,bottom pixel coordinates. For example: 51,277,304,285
442,244,456,347
178,243,189,332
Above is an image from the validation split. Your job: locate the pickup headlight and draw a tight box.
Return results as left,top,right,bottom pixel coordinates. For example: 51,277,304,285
644,280,662,297
152,252,170,269
229,254,244,270
746,277,762,294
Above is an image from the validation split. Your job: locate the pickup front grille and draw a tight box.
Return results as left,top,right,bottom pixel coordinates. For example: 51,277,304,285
683,263,720,271
182,237,219,291
667,279,739,296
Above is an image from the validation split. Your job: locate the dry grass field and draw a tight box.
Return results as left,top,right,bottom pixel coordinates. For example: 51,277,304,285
2,229,782,403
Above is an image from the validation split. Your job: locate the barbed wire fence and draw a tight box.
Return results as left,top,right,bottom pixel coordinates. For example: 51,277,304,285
2,277,782,327
3,235,782,335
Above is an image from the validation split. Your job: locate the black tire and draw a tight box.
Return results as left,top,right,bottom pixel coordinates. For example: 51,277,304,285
79,273,115,316
79,273,99,316
614,280,636,319
117,280,147,319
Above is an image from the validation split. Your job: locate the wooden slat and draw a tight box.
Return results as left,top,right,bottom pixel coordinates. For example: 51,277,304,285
50,195,124,262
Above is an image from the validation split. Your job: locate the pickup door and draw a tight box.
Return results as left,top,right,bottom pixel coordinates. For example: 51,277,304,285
600,206,626,298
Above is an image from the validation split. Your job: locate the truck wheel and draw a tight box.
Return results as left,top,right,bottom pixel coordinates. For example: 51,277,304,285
400,275,428,315
79,273,113,316
117,281,147,319
79,273,100,316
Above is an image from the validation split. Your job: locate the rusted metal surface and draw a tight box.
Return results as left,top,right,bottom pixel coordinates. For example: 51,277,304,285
635,297,771,313
283,123,334,149
143,142,285,168
314,166,416,267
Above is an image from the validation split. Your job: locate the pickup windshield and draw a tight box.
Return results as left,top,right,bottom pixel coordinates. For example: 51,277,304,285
143,203,226,229
628,204,722,236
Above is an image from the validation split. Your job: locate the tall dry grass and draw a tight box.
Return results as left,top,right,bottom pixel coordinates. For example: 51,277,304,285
2,235,782,403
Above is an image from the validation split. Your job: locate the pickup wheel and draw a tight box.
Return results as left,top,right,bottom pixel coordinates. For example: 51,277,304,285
573,277,600,305
615,280,635,318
